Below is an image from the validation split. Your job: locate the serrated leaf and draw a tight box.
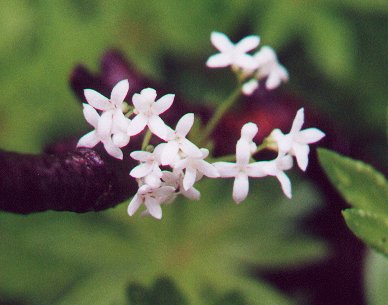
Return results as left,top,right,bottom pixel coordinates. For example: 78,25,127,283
365,250,388,305
342,209,388,256
318,148,388,216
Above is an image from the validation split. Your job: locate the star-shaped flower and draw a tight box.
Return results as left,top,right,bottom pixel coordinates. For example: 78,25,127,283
270,108,325,171
160,113,202,166
127,184,176,219
174,148,219,191
128,88,174,139
77,79,131,159
254,46,289,90
206,31,260,70
129,145,165,188
213,123,262,203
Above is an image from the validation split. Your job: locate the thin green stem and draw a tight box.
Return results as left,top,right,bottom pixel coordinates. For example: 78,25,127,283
199,86,242,146
141,129,152,150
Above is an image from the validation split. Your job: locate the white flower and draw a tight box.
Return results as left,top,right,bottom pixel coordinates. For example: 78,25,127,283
242,79,259,96
129,144,165,188
213,123,262,203
254,46,288,90
240,122,258,153
128,88,174,139
127,184,176,219
270,108,325,171
206,31,260,70
254,154,293,198
162,170,201,201
77,79,131,159
160,113,202,165
174,148,219,191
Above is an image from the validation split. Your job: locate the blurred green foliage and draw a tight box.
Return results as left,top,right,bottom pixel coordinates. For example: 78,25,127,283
0,0,387,304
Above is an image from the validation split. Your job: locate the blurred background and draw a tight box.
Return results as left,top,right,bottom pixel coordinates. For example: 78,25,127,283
0,1,387,305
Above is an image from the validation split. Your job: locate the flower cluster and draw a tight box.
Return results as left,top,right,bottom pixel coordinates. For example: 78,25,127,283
206,31,288,95
77,32,325,219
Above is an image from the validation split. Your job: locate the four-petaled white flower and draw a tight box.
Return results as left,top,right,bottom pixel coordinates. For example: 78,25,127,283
162,170,201,201
253,46,289,90
129,88,174,140
160,113,202,165
254,153,294,199
270,108,325,171
214,123,263,203
174,148,220,191
127,184,176,219
206,31,260,70
77,79,131,159
129,145,165,188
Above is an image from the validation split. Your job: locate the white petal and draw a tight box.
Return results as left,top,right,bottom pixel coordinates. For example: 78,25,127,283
112,132,130,147
234,54,257,70
254,46,276,67
265,73,282,90
232,173,249,204
213,162,238,178
161,141,180,166
132,93,149,113
210,31,234,52
153,186,176,199
242,79,259,96
246,162,267,178
293,143,309,171
176,113,194,136
297,128,325,144
77,130,100,148
141,88,157,101
173,159,188,171
130,150,152,162
235,35,260,53
148,116,169,139
180,139,202,158
196,160,219,178
130,163,153,178
144,197,162,219
83,104,100,128
236,139,251,165
206,53,232,68
183,167,197,191
128,114,147,136
290,108,304,134
112,110,130,133
84,89,111,110
110,79,129,106
181,186,200,201
152,94,175,115
97,111,113,138
144,174,162,188
127,194,143,216
276,172,292,198
241,122,258,141
103,139,123,159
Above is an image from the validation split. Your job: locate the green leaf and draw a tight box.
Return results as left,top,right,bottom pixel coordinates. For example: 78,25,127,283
55,268,130,305
365,250,388,305
318,148,388,216
343,209,388,256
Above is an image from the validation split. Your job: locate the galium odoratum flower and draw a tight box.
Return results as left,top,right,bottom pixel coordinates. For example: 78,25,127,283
77,79,131,159
206,31,260,70
128,88,174,140
270,108,325,171
214,123,265,203
129,144,165,188
160,113,202,166
127,184,176,220
174,148,219,191
242,46,289,95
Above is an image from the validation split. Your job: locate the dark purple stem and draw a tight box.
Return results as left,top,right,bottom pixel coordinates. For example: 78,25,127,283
0,147,136,214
